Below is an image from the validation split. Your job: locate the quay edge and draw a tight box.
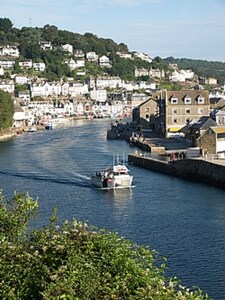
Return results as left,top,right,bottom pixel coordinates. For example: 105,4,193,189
128,153,225,189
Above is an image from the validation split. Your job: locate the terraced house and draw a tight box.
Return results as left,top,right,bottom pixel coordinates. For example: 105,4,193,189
159,90,210,137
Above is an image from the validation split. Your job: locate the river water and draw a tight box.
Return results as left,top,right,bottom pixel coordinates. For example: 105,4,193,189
0,118,225,299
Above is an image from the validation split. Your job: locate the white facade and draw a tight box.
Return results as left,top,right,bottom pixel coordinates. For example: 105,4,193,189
0,80,15,93
90,89,107,102
74,49,85,58
169,69,195,82
116,52,132,59
133,52,152,63
96,76,122,89
0,60,15,69
99,55,111,67
135,68,149,77
40,41,52,51
61,44,73,53
0,45,20,57
19,60,33,69
33,62,46,72
61,82,89,97
64,58,85,70
15,75,29,85
30,82,61,97
86,51,98,62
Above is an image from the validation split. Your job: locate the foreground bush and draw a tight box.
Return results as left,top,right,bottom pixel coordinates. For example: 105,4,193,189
0,191,211,299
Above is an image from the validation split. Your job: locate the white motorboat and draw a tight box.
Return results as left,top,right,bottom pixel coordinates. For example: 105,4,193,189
91,164,133,189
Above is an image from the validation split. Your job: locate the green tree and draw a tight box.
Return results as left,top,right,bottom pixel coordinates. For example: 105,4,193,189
0,90,14,130
0,191,211,299
0,17,13,32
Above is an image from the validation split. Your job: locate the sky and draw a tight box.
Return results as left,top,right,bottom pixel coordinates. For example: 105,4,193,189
1,0,225,62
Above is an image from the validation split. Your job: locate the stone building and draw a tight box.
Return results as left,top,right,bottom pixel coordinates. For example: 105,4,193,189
159,90,210,137
200,126,225,154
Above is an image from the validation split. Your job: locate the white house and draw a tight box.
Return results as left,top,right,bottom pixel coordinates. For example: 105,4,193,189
13,105,27,128
116,52,132,59
96,76,122,89
90,89,107,102
134,68,149,77
64,58,77,70
18,91,31,103
64,58,85,70
40,41,52,51
33,62,46,72
99,55,111,67
0,60,15,69
19,60,33,69
86,51,98,62
61,44,73,53
133,52,152,63
61,82,89,97
149,68,165,78
0,45,20,57
169,69,195,82
14,75,29,85
31,81,61,98
0,80,15,94
74,49,85,58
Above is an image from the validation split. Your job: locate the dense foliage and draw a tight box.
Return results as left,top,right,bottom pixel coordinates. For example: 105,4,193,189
0,191,211,299
164,57,225,85
0,90,14,129
0,18,167,81
1,18,223,84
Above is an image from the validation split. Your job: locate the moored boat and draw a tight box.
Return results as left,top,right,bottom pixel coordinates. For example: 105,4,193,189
45,122,56,130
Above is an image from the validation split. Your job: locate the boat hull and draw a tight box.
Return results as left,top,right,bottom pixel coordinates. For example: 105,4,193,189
91,174,133,189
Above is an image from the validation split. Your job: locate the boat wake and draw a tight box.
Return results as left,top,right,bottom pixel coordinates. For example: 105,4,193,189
0,170,91,188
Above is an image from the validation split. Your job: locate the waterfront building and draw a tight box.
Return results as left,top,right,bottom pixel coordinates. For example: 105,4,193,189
159,90,210,137
200,126,225,154
132,98,160,131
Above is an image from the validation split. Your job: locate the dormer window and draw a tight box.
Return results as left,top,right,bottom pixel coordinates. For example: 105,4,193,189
184,97,191,104
198,96,205,104
171,97,178,104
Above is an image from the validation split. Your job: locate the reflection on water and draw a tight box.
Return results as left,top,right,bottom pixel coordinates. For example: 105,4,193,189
105,188,133,208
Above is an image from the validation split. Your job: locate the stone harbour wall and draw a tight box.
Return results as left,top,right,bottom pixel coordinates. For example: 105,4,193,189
128,154,225,189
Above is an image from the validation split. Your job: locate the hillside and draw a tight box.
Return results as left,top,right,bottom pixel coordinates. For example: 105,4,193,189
164,57,225,85
0,17,224,84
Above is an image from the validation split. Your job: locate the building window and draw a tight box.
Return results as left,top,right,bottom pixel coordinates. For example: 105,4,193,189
146,114,149,119
184,97,191,104
145,108,149,112
186,109,190,114
198,108,203,114
198,97,205,104
186,118,190,124
171,97,178,104
173,108,177,114
173,118,178,123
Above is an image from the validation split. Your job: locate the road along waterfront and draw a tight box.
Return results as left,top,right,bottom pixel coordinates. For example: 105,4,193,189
0,118,225,299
